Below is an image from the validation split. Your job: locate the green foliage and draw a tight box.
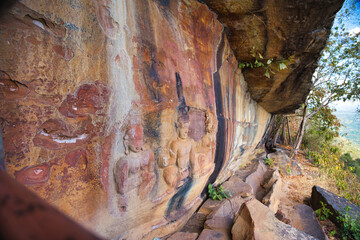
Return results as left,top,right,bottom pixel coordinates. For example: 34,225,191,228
285,164,292,174
238,47,292,78
340,153,360,177
330,230,337,237
264,157,274,167
208,183,232,201
314,202,360,239
315,201,333,221
336,206,360,240
303,118,360,205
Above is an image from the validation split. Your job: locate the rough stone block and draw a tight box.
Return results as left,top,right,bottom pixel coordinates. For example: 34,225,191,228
232,199,317,240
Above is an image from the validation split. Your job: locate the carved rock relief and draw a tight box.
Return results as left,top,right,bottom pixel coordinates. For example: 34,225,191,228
113,123,156,212
109,105,217,228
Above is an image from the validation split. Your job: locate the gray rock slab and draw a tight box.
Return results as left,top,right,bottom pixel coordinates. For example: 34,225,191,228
289,204,327,240
311,185,360,225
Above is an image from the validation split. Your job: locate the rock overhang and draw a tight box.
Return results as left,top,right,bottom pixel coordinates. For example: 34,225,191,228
201,0,345,113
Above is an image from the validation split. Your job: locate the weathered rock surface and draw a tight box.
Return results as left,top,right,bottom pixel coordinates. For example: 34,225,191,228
311,185,360,225
198,229,228,240
202,0,344,113
232,199,318,240
0,0,270,238
245,160,268,197
289,204,327,240
180,212,207,234
201,188,250,239
244,159,282,211
167,231,199,240
262,176,282,213
0,0,344,238
222,175,252,198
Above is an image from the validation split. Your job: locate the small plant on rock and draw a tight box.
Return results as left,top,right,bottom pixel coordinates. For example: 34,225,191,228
264,157,274,167
285,164,292,175
238,47,291,78
315,201,333,221
208,183,232,201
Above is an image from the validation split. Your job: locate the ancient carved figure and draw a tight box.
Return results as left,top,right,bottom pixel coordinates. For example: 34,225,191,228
113,124,156,210
197,111,217,177
162,115,197,218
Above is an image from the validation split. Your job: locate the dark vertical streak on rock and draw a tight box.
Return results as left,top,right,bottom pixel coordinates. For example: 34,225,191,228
0,126,5,171
176,72,189,116
203,31,225,193
216,31,225,70
135,0,159,103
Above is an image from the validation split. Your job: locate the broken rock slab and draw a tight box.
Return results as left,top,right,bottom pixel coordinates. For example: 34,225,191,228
289,204,327,240
166,232,198,240
203,192,249,239
311,185,360,225
180,212,207,234
232,199,318,240
222,175,252,198
198,229,229,240
198,198,226,216
203,199,235,239
262,177,282,213
245,160,268,198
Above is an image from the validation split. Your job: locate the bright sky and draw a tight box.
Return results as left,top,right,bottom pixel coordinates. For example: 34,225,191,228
331,0,360,113
331,100,360,112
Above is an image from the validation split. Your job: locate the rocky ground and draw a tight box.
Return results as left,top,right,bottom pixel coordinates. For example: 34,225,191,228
163,145,350,240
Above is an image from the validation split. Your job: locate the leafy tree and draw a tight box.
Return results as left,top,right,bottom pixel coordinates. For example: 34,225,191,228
290,1,360,157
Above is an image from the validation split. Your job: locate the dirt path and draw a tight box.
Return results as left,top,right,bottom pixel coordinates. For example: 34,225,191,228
277,145,339,239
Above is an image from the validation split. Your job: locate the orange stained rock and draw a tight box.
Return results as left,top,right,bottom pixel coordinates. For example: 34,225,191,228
0,71,30,100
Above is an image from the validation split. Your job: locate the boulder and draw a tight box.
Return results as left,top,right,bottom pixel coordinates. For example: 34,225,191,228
198,229,229,240
180,212,207,234
167,232,198,240
204,216,233,234
232,199,317,240
198,198,228,216
207,199,235,219
245,160,268,198
203,189,248,239
222,176,253,198
261,169,280,190
311,185,360,225
289,204,327,240
262,178,282,213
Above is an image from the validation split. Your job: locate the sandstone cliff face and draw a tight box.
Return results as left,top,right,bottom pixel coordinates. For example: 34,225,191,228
0,0,341,239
